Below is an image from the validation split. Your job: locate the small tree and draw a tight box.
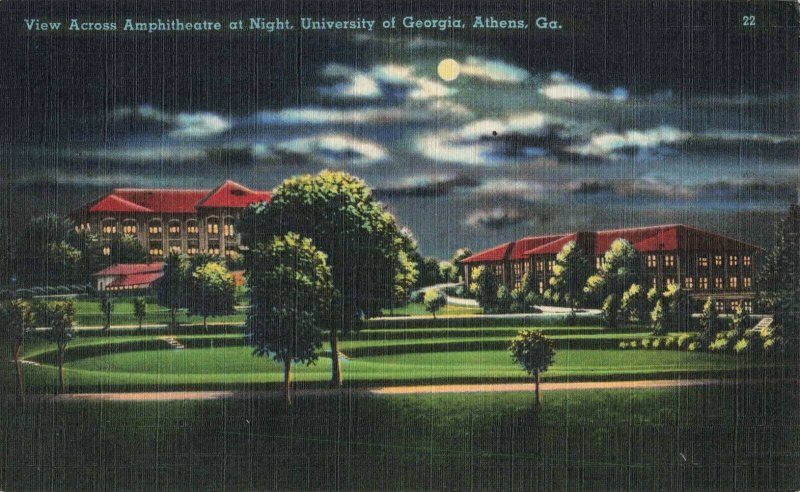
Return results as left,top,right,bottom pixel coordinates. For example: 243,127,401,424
584,239,637,328
0,299,34,404
650,299,667,335
154,252,186,328
730,305,750,338
698,298,719,344
496,285,512,313
438,261,459,283
509,330,555,409
188,262,236,331
247,233,334,408
99,296,113,332
546,241,590,312
621,283,647,324
423,289,446,318
43,300,76,394
470,266,500,313
133,297,147,332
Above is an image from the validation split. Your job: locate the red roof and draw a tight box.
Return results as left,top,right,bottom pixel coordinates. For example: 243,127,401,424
460,225,761,264
94,263,164,277
77,180,271,215
107,272,163,289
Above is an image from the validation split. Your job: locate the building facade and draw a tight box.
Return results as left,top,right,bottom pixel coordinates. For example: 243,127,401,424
459,225,762,313
72,180,271,259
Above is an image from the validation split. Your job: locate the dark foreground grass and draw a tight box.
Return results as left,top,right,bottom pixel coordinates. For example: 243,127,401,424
2,382,799,491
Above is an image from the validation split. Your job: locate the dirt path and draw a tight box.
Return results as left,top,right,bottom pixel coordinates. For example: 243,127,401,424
48,378,739,402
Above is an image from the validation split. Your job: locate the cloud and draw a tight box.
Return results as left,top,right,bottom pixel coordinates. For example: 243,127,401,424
111,105,231,138
567,126,685,158
319,63,455,101
251,101,471,127
458,57,530,83
539,72,628,102
271,134,387,166
81,145,206,162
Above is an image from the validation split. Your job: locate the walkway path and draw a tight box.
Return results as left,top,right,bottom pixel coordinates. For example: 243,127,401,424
49,378,744,402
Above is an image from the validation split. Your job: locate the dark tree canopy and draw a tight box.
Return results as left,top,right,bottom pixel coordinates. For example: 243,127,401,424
239,170,417,331
757,204,799,341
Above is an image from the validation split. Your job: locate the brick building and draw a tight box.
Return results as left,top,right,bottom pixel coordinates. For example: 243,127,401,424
72,180,271,258
458,225,762,313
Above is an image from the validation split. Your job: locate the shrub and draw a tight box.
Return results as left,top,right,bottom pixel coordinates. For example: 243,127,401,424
640,338,651,349
687,342,700,352
677,334,693,350
663,336,675,349
708,337,730,353
733,339,750,354
651,338,662,349
618,341,629,349
628,340,638,349
762,336,783,354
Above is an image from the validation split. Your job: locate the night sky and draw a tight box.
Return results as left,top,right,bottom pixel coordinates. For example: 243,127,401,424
3,0,798,257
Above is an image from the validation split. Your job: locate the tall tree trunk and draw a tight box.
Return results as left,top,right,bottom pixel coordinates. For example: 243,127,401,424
138,318,143,331
203,315,208,332
13,343,24,405
534,369,541,409
57,344,65,394
283,356,293,409
170,307,177,328
329,326,341,387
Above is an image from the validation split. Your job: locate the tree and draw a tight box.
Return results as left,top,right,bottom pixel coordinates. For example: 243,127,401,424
546,241,590,312
153,252,186,328
451,247,473,265
188,262,236,330
99,296,113,332
509,330,556,409
239,170,417,387
469,266,500,313
13,214,75,286
133,297,147,331
698,298,719,345
246,233,334,408
417,256,444,287
757,204,799,346
438,261,459,283
584,239,638,328
730,305,750,338
0,299,34,404
108,233,148,264
621,283,647,324
650,299,666,335
496,285,512,313
423,289,446,318
42,300,76,393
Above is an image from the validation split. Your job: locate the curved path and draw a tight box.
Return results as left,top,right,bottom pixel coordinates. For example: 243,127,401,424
46,378,744,402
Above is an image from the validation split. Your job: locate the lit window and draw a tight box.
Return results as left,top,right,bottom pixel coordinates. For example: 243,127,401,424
170,245,182,253
743,256,751,267
697,256,709,267
715,301,725,312
102,223,117,234
684,277,694,289
122,223,137,234
743,300,752,312
546,260,554,271
168,223,181,235
538,281,544,294
743,277,752,288
664,255,675,268
714,277,723,289
187,247,198,255
208,247,220,255
729,277,738,288
207,222,219,235
595,257,603,269
513,263,522,277
652,277,658,289
730,300,739,311
148,224,162,234
536,261,544,272
698,277,708,289
223,223,235,237
102,246,110,256
729,255,738,267
665,278,676,288
186,223,199,234
714,255,723,267
646,255,657,268
149,247,163,256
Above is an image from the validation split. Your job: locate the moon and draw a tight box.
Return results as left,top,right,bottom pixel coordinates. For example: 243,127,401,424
437,58,460,82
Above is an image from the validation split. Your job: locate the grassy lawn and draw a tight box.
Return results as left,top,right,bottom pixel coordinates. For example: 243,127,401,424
70,299,246,327
2,384,798,490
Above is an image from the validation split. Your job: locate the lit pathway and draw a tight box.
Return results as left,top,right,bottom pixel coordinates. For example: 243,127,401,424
47,378,746,402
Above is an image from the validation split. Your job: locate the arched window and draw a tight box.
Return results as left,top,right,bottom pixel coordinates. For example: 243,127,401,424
168,220,182,237
186,219,199,236
101,218,117,235
223,216,236,238
148,219,162,236
121,219,138,235
206,217,220,236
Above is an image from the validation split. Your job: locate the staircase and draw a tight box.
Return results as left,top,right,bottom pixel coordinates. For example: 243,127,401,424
161,336,185,350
